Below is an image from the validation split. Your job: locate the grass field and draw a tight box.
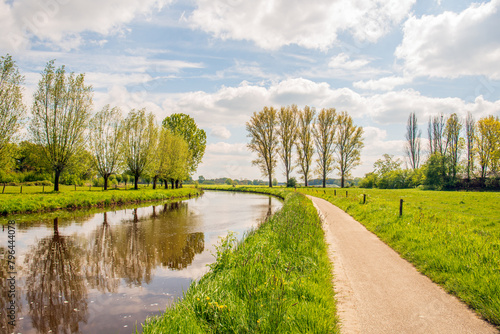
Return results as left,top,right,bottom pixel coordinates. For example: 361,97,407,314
0,183,150,194
141,191,339,333
0,187,201,216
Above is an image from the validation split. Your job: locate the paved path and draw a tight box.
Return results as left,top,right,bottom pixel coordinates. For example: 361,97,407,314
308,195,499,334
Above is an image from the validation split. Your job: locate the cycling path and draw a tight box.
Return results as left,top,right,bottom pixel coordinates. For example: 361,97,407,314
307,195,498,334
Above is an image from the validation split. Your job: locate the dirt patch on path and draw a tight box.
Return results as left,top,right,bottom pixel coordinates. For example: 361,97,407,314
308,195,498,334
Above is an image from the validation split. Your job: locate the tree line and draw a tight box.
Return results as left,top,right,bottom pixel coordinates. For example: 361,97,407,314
246,105,364,188
360,111,500,190
0,55,206,192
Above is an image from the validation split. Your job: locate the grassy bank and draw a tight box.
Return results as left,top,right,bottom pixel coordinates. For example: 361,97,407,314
141,191,338,333
298,187,500,327
0,187,201,216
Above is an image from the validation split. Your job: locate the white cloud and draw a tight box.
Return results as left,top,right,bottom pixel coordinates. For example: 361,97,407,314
0,0,172,50
210,126,231,139
328,53,370,70
353,76,412,91
396,0,500,79
190,0,415,50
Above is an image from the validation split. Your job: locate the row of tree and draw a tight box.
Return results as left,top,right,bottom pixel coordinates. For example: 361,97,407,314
246,105,364,188
361,112,500,189
0,55,206,191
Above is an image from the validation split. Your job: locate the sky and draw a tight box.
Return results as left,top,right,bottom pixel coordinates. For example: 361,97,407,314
1,0,500,182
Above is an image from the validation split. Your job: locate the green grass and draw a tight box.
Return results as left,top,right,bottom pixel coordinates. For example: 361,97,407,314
140,191,339,333
0,183,148,194
0,187,201,216
297,187,500,327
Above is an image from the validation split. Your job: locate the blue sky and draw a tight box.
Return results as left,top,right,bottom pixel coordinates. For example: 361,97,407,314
2,0,500,181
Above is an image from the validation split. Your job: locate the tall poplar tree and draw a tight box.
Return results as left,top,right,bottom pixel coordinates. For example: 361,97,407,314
277,105,298,185
335,111,364,188
296,106,315,187
246,106,279,187
313,108,336,188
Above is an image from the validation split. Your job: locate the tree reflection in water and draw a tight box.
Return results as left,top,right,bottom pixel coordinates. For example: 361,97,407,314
24,218,88,334
18,200,206,333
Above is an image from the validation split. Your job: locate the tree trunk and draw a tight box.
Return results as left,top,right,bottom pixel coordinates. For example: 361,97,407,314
175,180,179,189
170,179,175,189
103,174,109,191
341,174,345,188
134,175,139,190
305,178,308,187
2,183,5,194
268,174,272,188
54,170,61,191
164,179,168,189
153,176,157,189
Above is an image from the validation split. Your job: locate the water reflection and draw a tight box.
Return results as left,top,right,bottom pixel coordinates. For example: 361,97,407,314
24,218,88,334
1,191,282,334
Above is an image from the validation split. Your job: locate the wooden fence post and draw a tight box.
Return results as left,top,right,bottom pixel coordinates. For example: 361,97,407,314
399,199,404,217
363,194,366,204
346,190,348,198
20,185,22,194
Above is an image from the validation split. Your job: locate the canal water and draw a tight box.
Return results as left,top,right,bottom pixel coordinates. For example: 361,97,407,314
0,191,282,334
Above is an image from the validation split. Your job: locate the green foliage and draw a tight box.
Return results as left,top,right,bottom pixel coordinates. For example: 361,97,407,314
141,191,338,333
162,113,207,175
30,60,93,191
0,54,25,165
286,177,297,188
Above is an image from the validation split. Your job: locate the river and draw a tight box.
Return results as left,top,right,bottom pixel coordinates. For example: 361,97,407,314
0,190,282,334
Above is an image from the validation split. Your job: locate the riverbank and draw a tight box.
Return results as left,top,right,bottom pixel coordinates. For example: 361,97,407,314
0,187,202,216
140,191,339,333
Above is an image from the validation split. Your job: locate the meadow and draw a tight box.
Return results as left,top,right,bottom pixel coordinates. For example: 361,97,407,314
0,186,201,216
140,191,339,333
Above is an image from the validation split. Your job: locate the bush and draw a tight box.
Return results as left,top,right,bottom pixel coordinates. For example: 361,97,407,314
286,177,297,188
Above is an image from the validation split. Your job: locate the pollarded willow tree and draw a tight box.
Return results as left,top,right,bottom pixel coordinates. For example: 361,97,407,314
122,109,158,190
88,105,123,190
313,108,337,188
277,105,298,185
246,106,279,187
0,54,25,167
335,111,364,188
296,106,315,187
30,60,93,191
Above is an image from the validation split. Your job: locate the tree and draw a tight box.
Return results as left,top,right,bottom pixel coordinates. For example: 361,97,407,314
246,106,279,187
373,154,402,176
162,113,206,175
428,114,446,156
88,105,123,190
122,109,158,190
465,112,475,181
0,54,25,168
444,113,462,181
30,60,93,191
475,116,500,180
335,111,364,188
162,133,190,188
405,112,421,170
277,105,298,185
313,108,337,188
296,106,315,187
